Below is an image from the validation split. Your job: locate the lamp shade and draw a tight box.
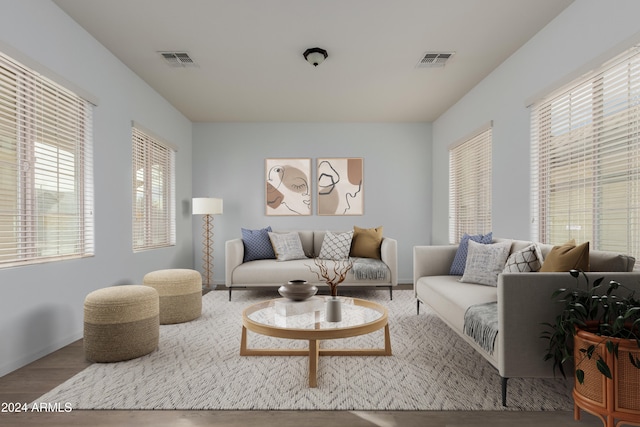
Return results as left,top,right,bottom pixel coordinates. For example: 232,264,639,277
192,197,223,215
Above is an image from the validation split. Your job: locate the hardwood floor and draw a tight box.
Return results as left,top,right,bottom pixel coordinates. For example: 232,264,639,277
0,289,604,427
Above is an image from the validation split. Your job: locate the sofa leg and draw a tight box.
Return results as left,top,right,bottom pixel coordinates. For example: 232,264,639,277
501,377,508,407
416,299,420,315
389,286,393,300
228,287,232,301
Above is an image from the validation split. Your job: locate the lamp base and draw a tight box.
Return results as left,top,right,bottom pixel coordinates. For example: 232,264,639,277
201,214,214,288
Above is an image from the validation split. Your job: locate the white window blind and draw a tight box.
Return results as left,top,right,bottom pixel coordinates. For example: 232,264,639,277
449,125,493,244
132,126,175,251
531,46,640,261
0,52,94,268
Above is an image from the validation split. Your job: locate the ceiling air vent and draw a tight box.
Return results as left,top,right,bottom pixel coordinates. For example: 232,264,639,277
159,51,198,67
416,52,454,68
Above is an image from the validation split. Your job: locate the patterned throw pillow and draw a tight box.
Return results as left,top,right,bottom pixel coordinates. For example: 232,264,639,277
318,231,354,260
461,239,512,286
450,232,493,275
503,243,543,273
241,226,276,262
268,232,307,261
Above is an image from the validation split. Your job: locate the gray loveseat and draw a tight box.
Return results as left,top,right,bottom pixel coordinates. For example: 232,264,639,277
226,230,398,300
413,238,640,406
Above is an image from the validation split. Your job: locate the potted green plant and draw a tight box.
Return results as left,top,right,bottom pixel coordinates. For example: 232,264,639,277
542,269,640,426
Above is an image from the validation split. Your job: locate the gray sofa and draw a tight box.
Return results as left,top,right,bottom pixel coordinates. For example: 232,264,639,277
226,230,398,300
413,238,640,406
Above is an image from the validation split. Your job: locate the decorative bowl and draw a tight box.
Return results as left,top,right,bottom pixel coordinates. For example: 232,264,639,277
278,280,317,301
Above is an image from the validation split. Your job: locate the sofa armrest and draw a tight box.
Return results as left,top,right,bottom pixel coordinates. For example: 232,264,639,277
498,271,640,378
225,239,244,287
380,237,398,286
413,245,458,285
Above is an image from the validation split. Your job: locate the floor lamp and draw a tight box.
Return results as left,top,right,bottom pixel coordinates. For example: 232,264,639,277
192,197,223,289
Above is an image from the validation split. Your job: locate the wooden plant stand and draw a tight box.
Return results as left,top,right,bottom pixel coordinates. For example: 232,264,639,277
573,329,640,427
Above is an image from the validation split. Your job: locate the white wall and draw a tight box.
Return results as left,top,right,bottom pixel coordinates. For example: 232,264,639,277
192,123,432,285
432,0,640,244
0,1,194,376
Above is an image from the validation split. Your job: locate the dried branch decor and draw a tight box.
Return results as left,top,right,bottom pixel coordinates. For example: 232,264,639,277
306,258,354,297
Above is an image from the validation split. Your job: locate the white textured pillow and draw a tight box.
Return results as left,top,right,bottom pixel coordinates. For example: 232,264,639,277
503,243,543,273
318,230,353,260
461,240,512,286
268,232,307,261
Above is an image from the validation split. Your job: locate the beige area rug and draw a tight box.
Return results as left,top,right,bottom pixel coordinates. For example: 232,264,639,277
36,289,573,410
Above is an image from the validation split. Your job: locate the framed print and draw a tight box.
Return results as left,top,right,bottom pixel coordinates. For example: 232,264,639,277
317,157,363,215
265,158,311,216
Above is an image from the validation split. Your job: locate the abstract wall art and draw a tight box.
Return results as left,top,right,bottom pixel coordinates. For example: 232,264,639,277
265,158,311,216
317,157,363,215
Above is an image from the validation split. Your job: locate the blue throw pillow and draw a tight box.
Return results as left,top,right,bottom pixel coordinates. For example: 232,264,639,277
449,232,493,275
242,226,276,262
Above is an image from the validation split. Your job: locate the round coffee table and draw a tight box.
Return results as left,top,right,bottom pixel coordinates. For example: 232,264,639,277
240,297,392,387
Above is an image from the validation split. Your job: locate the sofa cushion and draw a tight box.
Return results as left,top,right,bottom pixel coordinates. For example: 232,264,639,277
415,275,498,334
242,226,276,262
590,251,636,272
450,232,493,275
268,231,307,261
540,240,589,272
495,238,535,254
232,259,387,285
461,240,511,286
503,243,543,272
350,226,383,259
318,230,353,260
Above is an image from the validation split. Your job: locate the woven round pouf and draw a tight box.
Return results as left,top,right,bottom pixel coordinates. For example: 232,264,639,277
84,285,159,363
143,269,202,324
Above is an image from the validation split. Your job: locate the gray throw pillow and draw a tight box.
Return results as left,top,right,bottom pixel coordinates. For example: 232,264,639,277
461,240,512,286
450,232,493,275
268,232,307,261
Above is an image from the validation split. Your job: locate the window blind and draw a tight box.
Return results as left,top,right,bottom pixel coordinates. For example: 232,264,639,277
449,125,493,244
132,127,175,251
0,51,94,267
531,46,640,261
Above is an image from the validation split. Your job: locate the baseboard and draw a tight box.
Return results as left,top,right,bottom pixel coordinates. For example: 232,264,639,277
0,331,82,377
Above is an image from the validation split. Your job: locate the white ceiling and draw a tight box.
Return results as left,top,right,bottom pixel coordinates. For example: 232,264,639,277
53,0,573,123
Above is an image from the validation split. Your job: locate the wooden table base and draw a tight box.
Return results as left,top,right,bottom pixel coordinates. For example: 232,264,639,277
240,324,392,387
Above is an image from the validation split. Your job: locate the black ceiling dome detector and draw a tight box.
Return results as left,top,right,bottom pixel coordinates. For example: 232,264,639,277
303,48,328,67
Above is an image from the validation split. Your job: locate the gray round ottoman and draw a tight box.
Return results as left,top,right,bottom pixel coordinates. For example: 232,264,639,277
143,269,202,324
84,285,159,363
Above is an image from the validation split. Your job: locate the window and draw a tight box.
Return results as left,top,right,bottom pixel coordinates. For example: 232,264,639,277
531,46,640,261
0,52,94,267
449,124,493,244
132,126,175,251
